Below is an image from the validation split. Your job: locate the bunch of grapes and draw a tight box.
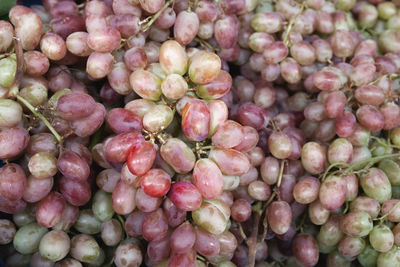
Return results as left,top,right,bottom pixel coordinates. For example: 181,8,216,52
1,0,400,266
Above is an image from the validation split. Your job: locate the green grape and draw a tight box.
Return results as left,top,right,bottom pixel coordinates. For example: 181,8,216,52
13,222,48,254
358,244,379,267
92,190,114,222
377,246,400,267
73,209,102,235
0,54,16,87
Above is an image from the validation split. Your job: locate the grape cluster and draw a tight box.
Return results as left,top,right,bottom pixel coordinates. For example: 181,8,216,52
1,0,400,266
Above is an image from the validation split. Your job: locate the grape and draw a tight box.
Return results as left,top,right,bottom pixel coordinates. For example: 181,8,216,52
74,209,102,235
163,197,186,227
57,151,90,181
147,234,171,262
107,62,132,95
143,104,174,132
9,6,43,50
381,200,400,222
142,208,169,242
197,70,233,100
104,131,144,163
0,21,13,52
293,176,320,204
40,33,67,61
159,40,188,75
110,14,140,38
0,163,26,201
341,210,373,237
70,102,106,137
231,199,252,222
0,99,23,128
192,200,230,235
136,187,162,212
36,192,66,228
23,176,53,203
13,205,35,227
161,73,188,100
292,234,319,267
170,221,196,253
368,224,394,253
260,157,280,185
169,181,202,211
92,190,114,222
304,101,326,122
319,175,347,211
248,180,271,201
0,126,30,159
324,91,346,119
140,168,171,197
86,52,114,79
13,222,48,255
160,138,196,174
188,51,221,85
129,69,162,101
39,230,70,262
112,180,136,215
23,51,50,77
193,158,223,200
182,99,210,141
338,236,365,260
209,148,251,176
53,203,79,231
96,168,120,193
309,199,330,225
360,168,391,203
335,111,356,137
327,138,353,164
194,226,220,257
70,234,100,263
377,246,400,266
263,41,289,64
0,219,16,245
114,243,143,267
268,201,292,235
301,142,326,175
30,252,55,267
317,214,343,247
268,131,292,159
66,32,92,57
127,141,156,176
28,152,57,179
174,11,199,46
168,249,196,267
124,211,144,238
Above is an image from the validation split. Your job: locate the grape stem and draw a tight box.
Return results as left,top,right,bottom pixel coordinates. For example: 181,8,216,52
15,95,62,143
276,160,286,188
322,153,400,181
140,0,174,32
283,1,306,47
246,211,261,267
377,200,400,223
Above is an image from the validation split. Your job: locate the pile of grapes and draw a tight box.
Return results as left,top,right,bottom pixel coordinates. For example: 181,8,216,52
1,0,400,266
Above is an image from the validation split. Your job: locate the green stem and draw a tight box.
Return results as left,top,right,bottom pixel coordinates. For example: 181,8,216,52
378,200,400,222
321,161,349,181
344,153,400,174
276,160,285,188
16,95,62,143
238,222,247,241
141,0,174,32
283,2,306,47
